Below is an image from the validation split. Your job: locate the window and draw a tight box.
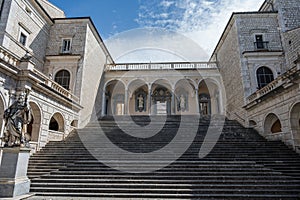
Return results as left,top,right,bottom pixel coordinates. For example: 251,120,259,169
255,34,268,50
62,39,71,53
256,67,274,89
18,26,30,47
19,33,27,46
54,70,71,90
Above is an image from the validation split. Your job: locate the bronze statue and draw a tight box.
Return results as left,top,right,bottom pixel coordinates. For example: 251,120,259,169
3,89,32,148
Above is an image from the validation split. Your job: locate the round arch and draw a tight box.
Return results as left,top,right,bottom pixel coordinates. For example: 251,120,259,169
104,80,126,116
174,79,196,114
49,112,65,132
128,79,148,98
128,79,149,115
151,79,173,115
290,102,300,146
28,102,42,142
264,113,282,134
174,78,197,91
198,79,221,115
151,79,172,91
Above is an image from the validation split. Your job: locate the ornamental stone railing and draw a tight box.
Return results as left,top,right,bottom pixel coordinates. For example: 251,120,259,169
105,62,218,71
246,66,299,105
0,46,79,104
0,46,19,67
33,69,80,103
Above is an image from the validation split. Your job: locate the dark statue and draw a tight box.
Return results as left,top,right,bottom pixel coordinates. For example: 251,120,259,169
3,89,32,148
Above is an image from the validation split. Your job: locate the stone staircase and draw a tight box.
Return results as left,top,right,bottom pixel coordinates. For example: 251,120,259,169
26,116,300,199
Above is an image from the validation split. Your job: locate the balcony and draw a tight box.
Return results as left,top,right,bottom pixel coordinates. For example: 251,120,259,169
254,41,269,51
105,62,218,71
245,66,300,109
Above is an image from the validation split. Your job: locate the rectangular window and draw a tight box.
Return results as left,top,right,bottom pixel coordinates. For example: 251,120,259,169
254,34,269,50
18,25,30,47
62,39,72,53
19,32,27,46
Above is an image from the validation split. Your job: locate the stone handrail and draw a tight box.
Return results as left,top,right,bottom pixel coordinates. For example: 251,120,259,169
0,46,79,104
246,67,299,105
33,69,80,103
106,62,218,71
246,78,283,104
0,46,19,67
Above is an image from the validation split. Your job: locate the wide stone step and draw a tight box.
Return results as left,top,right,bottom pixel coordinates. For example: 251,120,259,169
29,187,300,195
31,178,300,184
27,193,300,200
29,182,300,189
27,117,300,198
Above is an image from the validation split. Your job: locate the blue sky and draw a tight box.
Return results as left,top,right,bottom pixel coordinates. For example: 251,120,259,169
48,0,140,38
48,0,265,62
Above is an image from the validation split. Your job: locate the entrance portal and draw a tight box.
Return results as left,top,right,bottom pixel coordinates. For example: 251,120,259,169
152,87,171,115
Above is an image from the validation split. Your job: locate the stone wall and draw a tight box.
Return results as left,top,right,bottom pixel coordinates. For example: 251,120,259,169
246,83,300,148
236,13,282,53
36,0,65,19
275,0,300,32
215,19,246,124
46,19,89,103
78,23,109,127
29,90,78,149
1,0,51,71
282,28,300,69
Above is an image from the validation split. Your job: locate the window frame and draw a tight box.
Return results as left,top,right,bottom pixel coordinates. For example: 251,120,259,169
18,26,30,47
256,66,274,89
61,38,72,54
54,69,71,90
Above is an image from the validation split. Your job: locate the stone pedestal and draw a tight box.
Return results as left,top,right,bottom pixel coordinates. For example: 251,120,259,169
0,147,31,198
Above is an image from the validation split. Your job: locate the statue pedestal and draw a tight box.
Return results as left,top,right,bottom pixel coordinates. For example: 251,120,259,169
0,147,31,198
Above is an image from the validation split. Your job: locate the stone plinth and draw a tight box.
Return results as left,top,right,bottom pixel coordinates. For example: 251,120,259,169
0,147,31,198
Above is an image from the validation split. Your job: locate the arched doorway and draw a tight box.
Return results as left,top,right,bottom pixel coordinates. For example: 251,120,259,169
264,113,282,134
151,80,172,115
105,80,126,116
28,102,42,143
198,79,220,116
290,103,300,146
49,113,65,132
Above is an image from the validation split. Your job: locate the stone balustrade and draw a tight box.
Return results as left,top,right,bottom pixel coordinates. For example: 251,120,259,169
246,67,299,105
33,69,80,103
0,46,19,67
106,62,218,71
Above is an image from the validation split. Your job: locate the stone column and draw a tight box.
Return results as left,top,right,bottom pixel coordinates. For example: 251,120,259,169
101,91,106,117
195,90,200,115
171,89,175,115
148,88,152,115
0,147,31,198
124,89,128,115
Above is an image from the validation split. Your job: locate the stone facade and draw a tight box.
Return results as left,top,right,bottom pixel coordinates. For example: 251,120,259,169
0,0,299,155
0,0,112,152
100,65,225,117
213,0,300,150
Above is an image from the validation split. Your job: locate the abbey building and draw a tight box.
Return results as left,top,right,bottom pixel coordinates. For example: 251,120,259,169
0,0,299,152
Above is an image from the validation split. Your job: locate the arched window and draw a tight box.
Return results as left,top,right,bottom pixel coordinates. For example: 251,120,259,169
256,67,274,89
54,70,70,90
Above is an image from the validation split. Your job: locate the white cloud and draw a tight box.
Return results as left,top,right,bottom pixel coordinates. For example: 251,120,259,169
160,0,175,8
105,28,209,63
136,0,265,60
